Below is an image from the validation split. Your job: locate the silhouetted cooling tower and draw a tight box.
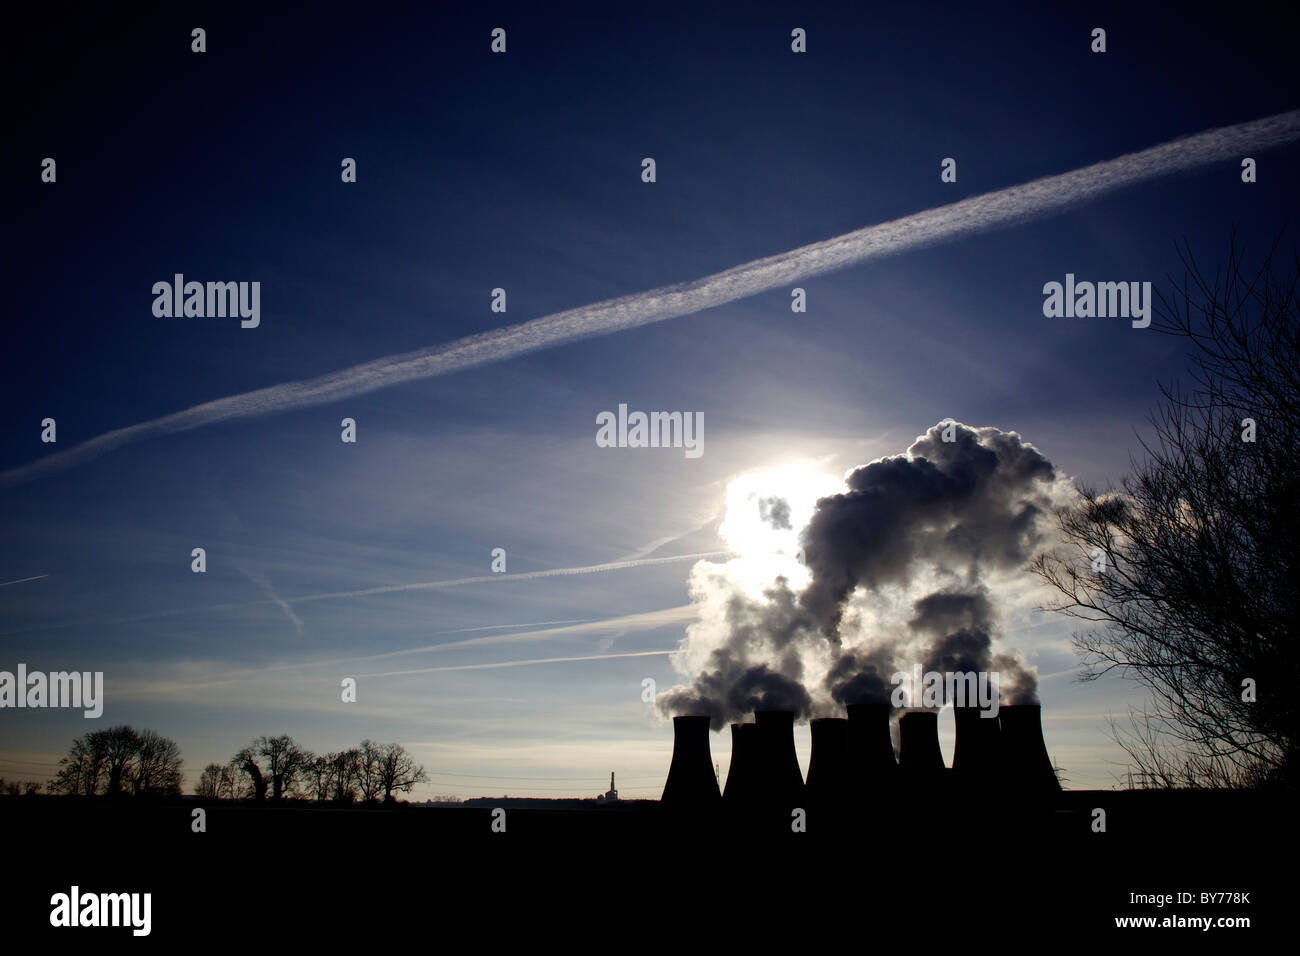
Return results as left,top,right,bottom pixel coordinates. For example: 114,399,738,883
723,722,759,804
661,715,721,805
846,702,898,789
805,717,851,803
952,705,1003,786
754,709,806,809
898,710,945,780
999,704,1060,794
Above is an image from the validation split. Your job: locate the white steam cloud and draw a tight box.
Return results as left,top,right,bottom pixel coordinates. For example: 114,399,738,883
658,424,1077,727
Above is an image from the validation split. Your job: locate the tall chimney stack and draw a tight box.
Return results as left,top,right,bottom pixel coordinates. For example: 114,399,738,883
754,709,805,810
723,722,759,806
805,717,851,805
898,710,946,783
998,704,1060,795
661,715,722,805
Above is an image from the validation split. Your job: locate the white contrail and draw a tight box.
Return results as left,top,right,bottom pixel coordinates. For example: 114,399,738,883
0,574,49,587
435,618,596,634
283,550,733,604
355,648,678,678
619,515,722,561
106,605,700,691
5,109,1297,489
236,565,305,636
344,603,701,660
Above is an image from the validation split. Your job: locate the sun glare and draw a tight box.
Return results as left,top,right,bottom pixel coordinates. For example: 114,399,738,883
716,462,844,593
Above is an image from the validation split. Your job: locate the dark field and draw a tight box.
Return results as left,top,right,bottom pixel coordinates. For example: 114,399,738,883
4,788,1284,940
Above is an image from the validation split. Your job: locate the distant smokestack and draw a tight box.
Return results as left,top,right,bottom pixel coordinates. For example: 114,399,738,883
805,717,851,804
999,704,1060,795
898,710,945,781
723,722,759,805
952,705,1003,788
661,715,722,805
846,702,897,792
754,709,805,809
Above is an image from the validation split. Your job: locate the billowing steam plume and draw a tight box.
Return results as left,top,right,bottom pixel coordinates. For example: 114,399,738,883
910,587,1039,706
659,422,1063,727
658,577,816,723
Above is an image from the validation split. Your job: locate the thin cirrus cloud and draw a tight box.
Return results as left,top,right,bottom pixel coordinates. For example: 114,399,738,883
3,109,1297,490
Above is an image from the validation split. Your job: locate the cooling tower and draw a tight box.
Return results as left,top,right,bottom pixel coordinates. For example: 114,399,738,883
999,704,1060,794
754,709,805,809
951,705,1003,786
661,715,722,805
723,722,759,805
898,710,945,780
846,702,898,789
805,717,851,804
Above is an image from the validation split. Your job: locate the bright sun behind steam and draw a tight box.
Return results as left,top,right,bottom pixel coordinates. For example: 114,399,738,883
717,462,844,595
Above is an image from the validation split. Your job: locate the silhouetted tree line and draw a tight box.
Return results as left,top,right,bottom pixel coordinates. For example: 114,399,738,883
46,725,184,797
0,778,43,796
197,736,428,805
36,727,429,805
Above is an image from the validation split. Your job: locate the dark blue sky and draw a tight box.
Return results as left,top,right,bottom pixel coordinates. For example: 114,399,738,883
3,1,1298,795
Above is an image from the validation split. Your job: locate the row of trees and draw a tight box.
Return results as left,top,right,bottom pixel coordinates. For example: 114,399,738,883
196,736,428,804
47,725,184,797
38,727,430,803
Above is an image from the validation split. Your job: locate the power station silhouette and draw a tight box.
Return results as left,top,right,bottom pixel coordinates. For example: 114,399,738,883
661,704,1059,807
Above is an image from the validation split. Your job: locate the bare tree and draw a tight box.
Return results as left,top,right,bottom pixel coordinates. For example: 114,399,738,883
255,735,313,801
94,725,141,797
305,755,332,802
1,779,43,796
218,762,239,800
1033,232,1299,788
131,729,184,797
233,746,268,802
47,725,181,798
199,762,238,800
356,739,383,804
374,742,429,803
196,763,223,799
327,749,361,803
49,733,105,796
